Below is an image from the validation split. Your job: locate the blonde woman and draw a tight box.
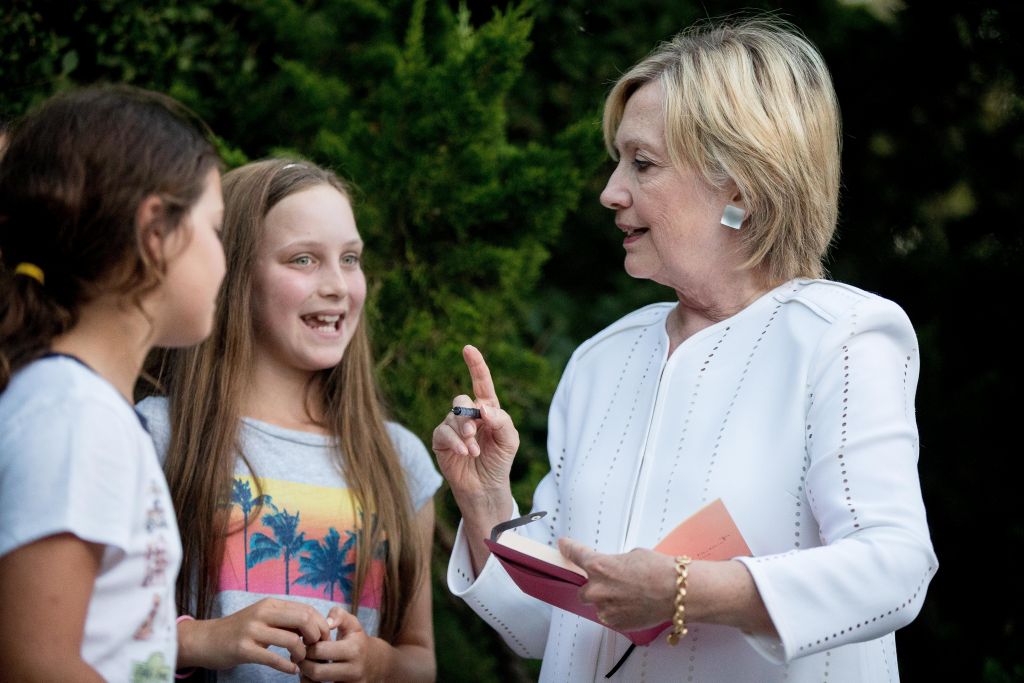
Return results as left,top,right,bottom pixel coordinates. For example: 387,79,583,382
139,159,439,682
433,17,936,682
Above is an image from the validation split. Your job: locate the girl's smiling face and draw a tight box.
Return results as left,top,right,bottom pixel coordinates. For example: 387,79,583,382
251,184,366,376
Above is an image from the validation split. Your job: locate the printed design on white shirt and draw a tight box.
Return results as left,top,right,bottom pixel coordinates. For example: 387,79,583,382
132,478,175,679
145,480,170,533
143,543,171,587
132,594,162,640
131,652,172,682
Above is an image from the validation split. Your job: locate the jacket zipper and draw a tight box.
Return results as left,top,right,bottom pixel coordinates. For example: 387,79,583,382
596,339,674,680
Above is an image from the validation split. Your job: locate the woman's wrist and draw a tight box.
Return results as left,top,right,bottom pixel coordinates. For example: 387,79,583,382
666,556,693,645
454,488,514,525
655,552,680,623
683,560,777,636
457,490,515,575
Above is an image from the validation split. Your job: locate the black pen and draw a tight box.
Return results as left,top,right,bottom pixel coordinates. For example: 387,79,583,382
450,406,481,419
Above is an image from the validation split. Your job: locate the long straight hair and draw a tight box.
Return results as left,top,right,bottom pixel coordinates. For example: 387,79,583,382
161,159,420,643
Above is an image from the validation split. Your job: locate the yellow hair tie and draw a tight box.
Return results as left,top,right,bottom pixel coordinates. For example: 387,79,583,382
14,262,45,285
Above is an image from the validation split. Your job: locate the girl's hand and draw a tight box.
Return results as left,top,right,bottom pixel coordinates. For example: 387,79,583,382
180,597,332,674
299,607,377,682
431,345,520,508
558,540,677,631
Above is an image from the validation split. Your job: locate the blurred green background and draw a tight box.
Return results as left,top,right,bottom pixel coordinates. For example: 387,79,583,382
3,0,1020,680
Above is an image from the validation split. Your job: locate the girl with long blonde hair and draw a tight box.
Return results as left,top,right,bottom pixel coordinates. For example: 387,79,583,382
139,159,439,681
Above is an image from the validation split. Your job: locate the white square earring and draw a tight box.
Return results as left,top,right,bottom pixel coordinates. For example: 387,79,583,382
721,204,745,230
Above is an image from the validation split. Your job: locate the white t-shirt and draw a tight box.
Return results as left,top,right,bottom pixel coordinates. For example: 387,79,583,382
137,396,442,683
0,356,182,682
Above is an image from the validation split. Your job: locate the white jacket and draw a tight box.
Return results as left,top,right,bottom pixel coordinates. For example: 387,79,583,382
448,279,937,682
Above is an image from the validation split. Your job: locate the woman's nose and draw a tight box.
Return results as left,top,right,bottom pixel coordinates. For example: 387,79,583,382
599,163,631,210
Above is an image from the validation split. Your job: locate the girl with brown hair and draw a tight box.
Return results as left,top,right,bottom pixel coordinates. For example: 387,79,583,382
138,158,439,681
0,85,226,681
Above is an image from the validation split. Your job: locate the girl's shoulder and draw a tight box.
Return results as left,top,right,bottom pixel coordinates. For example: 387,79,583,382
0,358,162,557
1,356,134,430
135,395,169,425
383,421,427,457
384,421,442,509
134,396,171,462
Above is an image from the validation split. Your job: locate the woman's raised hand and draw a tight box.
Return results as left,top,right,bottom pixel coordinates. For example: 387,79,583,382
432,345,519,505
432,345,518,571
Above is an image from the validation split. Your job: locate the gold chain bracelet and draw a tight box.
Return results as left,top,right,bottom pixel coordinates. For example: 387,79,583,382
666,555,692,646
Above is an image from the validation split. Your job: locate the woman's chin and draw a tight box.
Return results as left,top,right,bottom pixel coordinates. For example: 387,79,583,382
623,259,659,283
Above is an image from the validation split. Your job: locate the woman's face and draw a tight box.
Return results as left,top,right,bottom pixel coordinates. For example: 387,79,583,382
251,184,366,376
600,81,743,291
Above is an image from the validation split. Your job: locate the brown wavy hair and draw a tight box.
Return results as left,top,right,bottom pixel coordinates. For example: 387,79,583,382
0,85,219,390
160,159,421,644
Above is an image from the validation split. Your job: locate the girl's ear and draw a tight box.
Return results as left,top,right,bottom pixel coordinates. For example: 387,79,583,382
136,194,169,265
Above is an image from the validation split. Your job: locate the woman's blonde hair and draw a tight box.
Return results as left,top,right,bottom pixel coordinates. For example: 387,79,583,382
603,16,841,281
161,159,420,646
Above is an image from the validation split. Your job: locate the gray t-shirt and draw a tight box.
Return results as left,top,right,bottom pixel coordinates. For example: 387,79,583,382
136,396,441,682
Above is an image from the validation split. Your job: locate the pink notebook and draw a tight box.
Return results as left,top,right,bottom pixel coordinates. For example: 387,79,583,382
483,499,751,646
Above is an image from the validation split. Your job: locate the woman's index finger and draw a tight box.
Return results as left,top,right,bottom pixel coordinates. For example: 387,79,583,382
463,345,500,407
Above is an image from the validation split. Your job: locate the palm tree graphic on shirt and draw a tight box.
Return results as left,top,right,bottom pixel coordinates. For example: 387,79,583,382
230,478,272,592
294,528,357,602
248,508,316,594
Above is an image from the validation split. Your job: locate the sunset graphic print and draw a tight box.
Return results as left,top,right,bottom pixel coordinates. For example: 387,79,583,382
223,476,384,609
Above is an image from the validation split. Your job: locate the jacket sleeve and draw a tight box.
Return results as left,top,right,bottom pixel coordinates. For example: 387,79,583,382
445,353,579,658
736,295,938,662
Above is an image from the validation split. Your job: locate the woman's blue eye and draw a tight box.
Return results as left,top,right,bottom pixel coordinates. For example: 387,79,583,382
632,157,652,172
342,253,361,267
293,255,313,266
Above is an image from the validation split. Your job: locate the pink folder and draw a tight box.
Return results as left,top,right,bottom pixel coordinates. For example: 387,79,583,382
483,498,751,646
